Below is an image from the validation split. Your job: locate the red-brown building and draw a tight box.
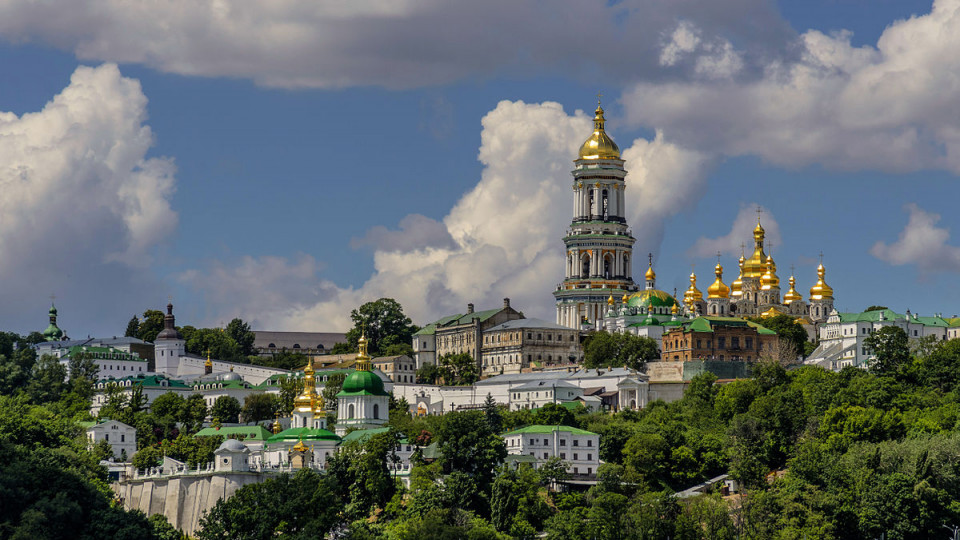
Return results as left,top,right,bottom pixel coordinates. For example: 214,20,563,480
660,317,778,362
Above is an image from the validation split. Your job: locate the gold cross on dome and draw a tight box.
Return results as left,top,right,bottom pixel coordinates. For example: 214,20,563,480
597,91,603,106
716,251,722,263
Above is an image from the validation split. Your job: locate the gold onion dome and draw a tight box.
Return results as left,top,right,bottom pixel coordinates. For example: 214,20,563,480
607,294,615,306
784,275,802,304
743,221,768,279
707,263,730,299
621,293,629,303
731,254,745,298
577,103,621,160
645,264,656,281
293,360,316,412
760,255,780,290
809,263,834,300
683,272,703,306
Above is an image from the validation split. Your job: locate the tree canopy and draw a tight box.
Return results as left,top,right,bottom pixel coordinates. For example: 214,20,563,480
344,298,419,356
583,331,659,370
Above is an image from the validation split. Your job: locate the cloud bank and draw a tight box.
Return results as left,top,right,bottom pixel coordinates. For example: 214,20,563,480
624,0,960,174
0,64,176,333
871,204,960,274
0,0,792,89
182,101,710,329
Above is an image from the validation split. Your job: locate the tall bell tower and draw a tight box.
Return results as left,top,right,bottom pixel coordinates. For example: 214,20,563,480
554,100,638,328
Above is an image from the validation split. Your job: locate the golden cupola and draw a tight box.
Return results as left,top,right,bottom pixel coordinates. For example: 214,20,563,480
293,361,317,414
760,255,780,290
742,221,768,279
577,102,621,160
645,264,656,282
707,263,730,299
731,254,745,298
683,271,703,306
784,275,802,304
809,263,834,300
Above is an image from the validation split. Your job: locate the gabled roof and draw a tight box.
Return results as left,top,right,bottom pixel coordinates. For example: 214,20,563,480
340,427,391,443
503,424,597,437
834,310,948,327
96,374,190,388
669,316,777,335
266,427,340,444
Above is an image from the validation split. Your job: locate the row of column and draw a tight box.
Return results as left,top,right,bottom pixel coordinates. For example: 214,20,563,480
573,182,624,221
557,303,602,328
566,249,631,279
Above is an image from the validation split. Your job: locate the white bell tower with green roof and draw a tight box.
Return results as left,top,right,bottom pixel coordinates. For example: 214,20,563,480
554,99,638,329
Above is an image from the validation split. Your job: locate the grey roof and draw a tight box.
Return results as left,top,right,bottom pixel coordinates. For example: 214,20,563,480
511,379,581,392
486,318,573,332
35,336,149,350
253,331,346,351
215,439,250,453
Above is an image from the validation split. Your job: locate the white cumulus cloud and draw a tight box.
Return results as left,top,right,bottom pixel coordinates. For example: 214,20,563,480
688,204,782,259
182,101,711,330
623,0,960,173
0,63,177,333
871,203,960,273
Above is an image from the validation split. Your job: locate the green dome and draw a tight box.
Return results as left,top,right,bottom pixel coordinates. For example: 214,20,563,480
42,324,63,341
266,427,340,444
626,289,679,309
640,316,660,326
339,370,388,396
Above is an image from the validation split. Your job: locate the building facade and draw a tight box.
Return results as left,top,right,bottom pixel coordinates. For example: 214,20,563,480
372,354,417,384
480,318,582,377
554,101,638,328
84,419,136,460
806,308,949,370
422,299,524,368
660,317,779,363
503,425,601,478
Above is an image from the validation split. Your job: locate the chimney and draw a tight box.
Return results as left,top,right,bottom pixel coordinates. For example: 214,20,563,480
503,298,510,309
467,303,474,314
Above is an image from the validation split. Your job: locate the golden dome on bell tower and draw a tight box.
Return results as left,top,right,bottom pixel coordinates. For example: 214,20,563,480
743,220,768,279
577,99,621,160
731,253,745,298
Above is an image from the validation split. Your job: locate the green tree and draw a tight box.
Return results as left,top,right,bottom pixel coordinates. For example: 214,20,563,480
436,411,507,490
197,469,341,539
132,446,163,469
179,394,208,434
416,362,441,384
225,318,256,357
137,309,166,343
865,305,889,312
26,354,67,404
252,350,309,370
242,393,279,423
747,314,808,360
864,326,910,375
185,328,242,362
538,456,571,489
532,402,575,426
483,394,503,434
323,373,346,413
583,331,659,370
344,298,419,356
437,352,478,385
211,395,242,423
124,316,140,338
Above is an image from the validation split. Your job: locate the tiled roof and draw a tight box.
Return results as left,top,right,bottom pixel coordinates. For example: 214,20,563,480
486,318,570,331
195,426,273,440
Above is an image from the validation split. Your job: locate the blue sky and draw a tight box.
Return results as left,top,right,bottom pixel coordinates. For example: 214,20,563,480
0,0,956,337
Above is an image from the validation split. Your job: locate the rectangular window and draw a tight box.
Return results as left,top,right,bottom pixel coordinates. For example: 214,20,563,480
718,337,726,348
696,339,701,348
543,439,548,445
587,440,593,447
121,435,125,442
732,337,740,348
587,454,592,460
105,434,109,441
573,453,578,460
573,440,579,446
746,337,753,349
544,452,549,459
559,439,566,446
560,453,566,459
574,467,579,474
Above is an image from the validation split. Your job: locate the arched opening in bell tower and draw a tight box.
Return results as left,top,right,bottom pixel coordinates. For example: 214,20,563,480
581,254,591,278
603,254,612,279
602,189,609,220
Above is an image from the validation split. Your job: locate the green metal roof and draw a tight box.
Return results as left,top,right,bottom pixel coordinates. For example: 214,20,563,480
266,426,340,444
340,427,391,443
503,424,597,437
194,426,273,440
835,310,948,327
338,369,389,397
672,317,777,335
98,374,190,388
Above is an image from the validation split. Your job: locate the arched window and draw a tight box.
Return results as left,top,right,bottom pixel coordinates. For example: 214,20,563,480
623,254,630,277
602,189,609,219
348,404,355,418
373,403,380,419
267,343,275,348
292,344,300,349
581,254,591,278
603,254,612,279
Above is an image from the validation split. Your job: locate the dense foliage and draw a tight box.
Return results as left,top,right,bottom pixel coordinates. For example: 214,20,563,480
343,298,420,355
